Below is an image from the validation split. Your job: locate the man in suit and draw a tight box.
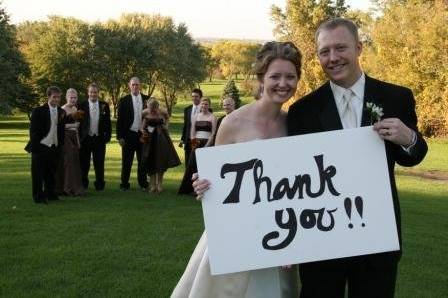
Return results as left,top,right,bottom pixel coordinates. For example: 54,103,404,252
180,88,202,165
27,86,66,203
79,82,111,191
287,18,428,298
116,77,149,191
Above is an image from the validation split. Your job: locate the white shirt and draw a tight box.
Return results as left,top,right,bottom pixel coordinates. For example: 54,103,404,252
331,73,416,153
330,73,365,128
41,105,58,147
191,104,199,120
89,99,99,136
130,93,142,132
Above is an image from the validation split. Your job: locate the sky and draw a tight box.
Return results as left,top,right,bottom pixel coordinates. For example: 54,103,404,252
3,0,372,40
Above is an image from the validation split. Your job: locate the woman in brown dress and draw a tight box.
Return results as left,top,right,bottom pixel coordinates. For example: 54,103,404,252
140,98,180,193
55,88,85,196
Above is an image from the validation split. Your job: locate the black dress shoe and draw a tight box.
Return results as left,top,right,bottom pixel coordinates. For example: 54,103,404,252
37,197,48,204
48,195,60,201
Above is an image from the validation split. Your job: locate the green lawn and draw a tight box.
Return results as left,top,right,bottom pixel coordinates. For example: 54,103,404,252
1,83,447,297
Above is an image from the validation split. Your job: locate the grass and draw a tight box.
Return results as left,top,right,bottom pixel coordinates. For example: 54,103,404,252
1,81,447,297
398,137,448,172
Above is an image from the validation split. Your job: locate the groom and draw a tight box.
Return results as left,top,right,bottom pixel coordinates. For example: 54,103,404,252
287,18,427,298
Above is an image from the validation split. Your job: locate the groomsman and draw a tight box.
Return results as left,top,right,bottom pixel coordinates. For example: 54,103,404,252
79,83,111,191
180,88,202,165
287,18,428,298
116,77,149,191
26,86,66,203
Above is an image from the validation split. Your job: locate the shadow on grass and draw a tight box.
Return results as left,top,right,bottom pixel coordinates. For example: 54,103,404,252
0,121,29,130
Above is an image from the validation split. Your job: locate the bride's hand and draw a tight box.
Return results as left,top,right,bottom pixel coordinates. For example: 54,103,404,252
192,173,210,201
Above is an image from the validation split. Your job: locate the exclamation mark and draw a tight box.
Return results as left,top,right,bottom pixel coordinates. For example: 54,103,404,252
344,197,353,229
355,196,365,227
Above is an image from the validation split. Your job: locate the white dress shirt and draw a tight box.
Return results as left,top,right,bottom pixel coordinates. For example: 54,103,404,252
130,94,143,132
331,73,416,153
89,100,99,136
330,73,365,129
191,104,199,120
41,105,58,147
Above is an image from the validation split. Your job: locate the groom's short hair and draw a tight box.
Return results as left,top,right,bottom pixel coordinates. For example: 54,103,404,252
315,18,359,43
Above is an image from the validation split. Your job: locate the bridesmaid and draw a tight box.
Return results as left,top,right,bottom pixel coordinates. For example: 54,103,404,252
140,98,180,194
55,88,85,196
177,97,217,195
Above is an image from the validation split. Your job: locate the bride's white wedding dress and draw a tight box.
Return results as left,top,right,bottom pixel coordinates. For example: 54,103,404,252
171,232,300,298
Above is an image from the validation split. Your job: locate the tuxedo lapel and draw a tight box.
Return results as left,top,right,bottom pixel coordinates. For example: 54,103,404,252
186,105,192,125
43,105,51,133
361,76,383,127
128,97,134,121
84,101,91,127
318,83,343,131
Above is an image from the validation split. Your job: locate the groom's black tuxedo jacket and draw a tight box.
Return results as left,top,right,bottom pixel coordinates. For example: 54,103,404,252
287,75,428,253
26,104,66,153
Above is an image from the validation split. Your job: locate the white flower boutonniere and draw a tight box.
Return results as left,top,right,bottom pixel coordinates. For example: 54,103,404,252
365,102,384,124
100,104,106,115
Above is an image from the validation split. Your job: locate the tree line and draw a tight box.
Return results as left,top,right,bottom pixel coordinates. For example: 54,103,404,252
14,13,210,117
0,0,447,135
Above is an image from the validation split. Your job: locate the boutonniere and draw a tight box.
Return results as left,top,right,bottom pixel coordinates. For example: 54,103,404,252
100,104,106,115
365,102,383,124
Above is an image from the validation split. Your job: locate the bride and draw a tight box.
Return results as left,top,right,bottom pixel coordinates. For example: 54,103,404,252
171,41,302,298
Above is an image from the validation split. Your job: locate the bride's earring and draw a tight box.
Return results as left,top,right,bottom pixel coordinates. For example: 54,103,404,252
259,85,264,97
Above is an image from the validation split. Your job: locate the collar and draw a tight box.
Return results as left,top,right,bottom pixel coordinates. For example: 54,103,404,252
132,93,141,100
48,104,57,111
88,99,99,106
330,72,365,105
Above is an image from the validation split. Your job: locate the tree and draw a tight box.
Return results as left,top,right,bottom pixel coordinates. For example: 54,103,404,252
114,13,172,97
0,4,30,114
211,41,261,79
22,17,94,100
91,15,155,117
157,23,207,115
222,79,241,108
271,0,349,106
202,46,220,82
363,0,448,136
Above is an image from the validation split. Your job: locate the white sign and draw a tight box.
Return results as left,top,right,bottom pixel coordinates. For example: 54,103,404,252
196,127,399,275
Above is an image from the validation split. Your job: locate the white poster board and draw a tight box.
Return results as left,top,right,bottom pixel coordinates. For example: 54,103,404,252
196,127,399,275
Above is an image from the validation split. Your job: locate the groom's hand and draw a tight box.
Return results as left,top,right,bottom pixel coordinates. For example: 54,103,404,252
373,118,416,146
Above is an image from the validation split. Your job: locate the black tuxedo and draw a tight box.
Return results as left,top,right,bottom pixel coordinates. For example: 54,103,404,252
78,100,111,190
116,94,149,189
287,76,428,298
27,104,66,203
181,105,195,164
